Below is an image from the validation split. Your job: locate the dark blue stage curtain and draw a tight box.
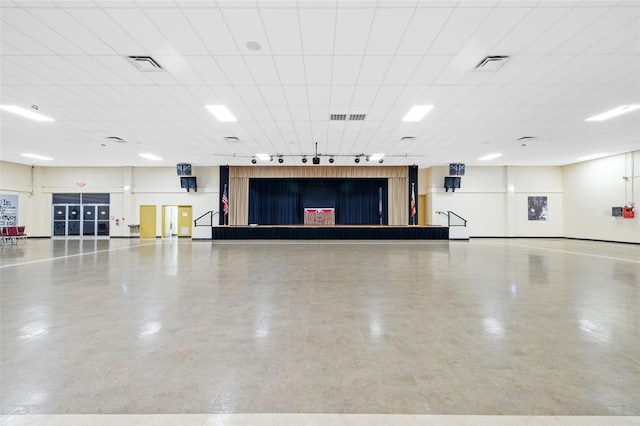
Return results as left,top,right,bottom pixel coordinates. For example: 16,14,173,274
249,179,301,225
337,179,384,224
249,178,387,225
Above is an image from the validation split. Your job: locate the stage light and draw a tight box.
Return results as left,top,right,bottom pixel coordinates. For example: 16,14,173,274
329,157,335,164
354,157,360,163
278,157,284,163
302,156,307,163
378,158,384,163
251,157,257,164
366,156,370,162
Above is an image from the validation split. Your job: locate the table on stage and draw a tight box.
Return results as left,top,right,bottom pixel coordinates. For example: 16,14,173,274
304,208,335,226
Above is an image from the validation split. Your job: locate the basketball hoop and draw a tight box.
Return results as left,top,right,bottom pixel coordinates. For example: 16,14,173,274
76,182,86,187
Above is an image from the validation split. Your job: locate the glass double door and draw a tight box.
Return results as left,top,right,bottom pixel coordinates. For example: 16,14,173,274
53,204,109,238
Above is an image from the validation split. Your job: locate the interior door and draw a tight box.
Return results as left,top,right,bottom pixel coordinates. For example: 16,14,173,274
139,205,157,238
418,194,427,226
177,206,192,237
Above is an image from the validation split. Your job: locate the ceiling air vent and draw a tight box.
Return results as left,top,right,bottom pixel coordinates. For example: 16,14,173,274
401,136,416,141
349,114,366,121
127,56,164,72
224,136,240,142
106,136,126,143
330,114,347,121
475,55,509,71
517,136,536,141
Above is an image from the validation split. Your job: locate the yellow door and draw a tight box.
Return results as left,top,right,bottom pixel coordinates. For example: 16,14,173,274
418,194,427,226
140,205,156,238
177,206,192,237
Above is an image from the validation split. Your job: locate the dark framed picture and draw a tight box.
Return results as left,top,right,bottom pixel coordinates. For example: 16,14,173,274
528,196,548,221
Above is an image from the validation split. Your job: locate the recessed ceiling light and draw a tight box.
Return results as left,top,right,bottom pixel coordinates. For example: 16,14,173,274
402,105,433,122
369,153,385,161
585,105,640,121
1,105,54,122
256,153,271,161
206,105,237,122
139,153,162,161
479,153,502,161
577,153,608,162
22,153,54,161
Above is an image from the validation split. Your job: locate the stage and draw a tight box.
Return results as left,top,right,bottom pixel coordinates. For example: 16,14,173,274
211,225,448,240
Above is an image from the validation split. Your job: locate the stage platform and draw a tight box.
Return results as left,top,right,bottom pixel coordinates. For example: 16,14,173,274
212,225,448,240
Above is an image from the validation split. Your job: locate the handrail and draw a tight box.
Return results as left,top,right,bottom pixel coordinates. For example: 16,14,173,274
435,210,467,227
194,211,219,227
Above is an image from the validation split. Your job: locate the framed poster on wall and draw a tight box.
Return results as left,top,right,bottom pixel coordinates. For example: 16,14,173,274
0,194,18,226
528,196,548,221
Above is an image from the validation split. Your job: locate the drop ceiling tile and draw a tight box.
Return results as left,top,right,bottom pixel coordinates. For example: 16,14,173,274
351,85,379,106
144,8,209,55
584,17,640,54
258,86,288,106
433,55,479,85
260,8,302,55
282,86,309,106
428,8,492,55
29,8,116,55
289,106,310,122
334,7,376,55
409,55,452,85
209,86,244,106
94,56,155,85
365,8,414,55
222,7,271,55
524,7,609,54
330,85,356,106
268,106,292,121
303,56,333,85
235,86,266,106
491,7,569,55
183,8,240,55
298,8,336,55
273,56,306,85
2,8,82,54
245,56,281,85
459,7,531,55
332,56,362,85
357,56,393,85
383,56,423,85
394,85,429,106
396,7,452,55
186,56,230,85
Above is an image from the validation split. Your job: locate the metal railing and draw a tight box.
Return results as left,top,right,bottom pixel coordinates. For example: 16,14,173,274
435,211,467,227
194,211,219,227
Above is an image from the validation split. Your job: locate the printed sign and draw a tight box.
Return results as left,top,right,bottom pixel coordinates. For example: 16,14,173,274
0,194,19,226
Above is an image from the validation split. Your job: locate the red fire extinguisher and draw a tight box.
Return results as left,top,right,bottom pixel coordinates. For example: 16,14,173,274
623,203,635,219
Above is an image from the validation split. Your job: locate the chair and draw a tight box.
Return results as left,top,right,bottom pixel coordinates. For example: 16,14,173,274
0,227,7,245
16,226,27,242
6,226,18,244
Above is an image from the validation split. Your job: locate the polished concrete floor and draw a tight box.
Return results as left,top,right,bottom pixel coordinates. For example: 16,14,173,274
1,238,638,425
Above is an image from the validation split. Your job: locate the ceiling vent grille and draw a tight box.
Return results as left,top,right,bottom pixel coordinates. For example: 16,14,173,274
224,136,240,142
401,136,416,141
475,55,509,71
127,56,164,72
517,136,536,141
349,114,366,121
330,114,347,121
106,136,126,143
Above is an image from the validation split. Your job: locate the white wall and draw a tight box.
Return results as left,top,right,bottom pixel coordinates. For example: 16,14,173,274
563,151,639,243
424,165,564,238
0,161,220,238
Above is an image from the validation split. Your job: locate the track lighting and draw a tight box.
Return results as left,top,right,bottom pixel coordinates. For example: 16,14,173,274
366,156,370,162
354,157,360,163
251,157,257,164
302,156,307,163
378,158,384,164
329,157,335,164
278,156,284,163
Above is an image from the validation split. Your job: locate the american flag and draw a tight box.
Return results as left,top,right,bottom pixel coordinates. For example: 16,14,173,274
410,185,416,217
222,185,229,216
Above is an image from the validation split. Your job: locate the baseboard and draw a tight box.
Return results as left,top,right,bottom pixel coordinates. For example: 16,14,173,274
26,236,51,239
110,236,139,239
470,236,638,245
564,237,640,246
